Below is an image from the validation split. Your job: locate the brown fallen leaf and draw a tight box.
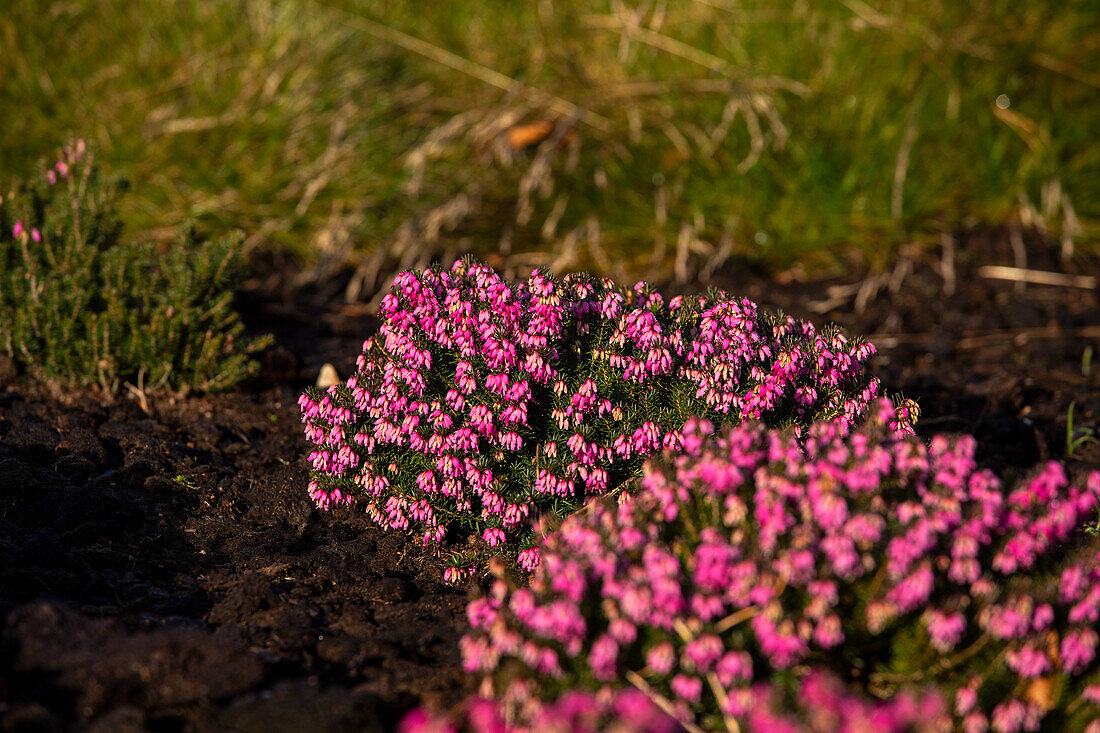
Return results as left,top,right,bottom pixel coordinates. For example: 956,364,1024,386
506,121,577,150
1024,675,1059,712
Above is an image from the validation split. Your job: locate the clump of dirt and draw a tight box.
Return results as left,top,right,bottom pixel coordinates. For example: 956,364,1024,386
1,231,1097,732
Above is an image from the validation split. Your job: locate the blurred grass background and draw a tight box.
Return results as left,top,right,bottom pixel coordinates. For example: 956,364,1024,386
2,0,1097,298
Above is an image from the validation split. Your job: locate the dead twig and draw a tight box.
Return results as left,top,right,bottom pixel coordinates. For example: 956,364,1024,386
124,367,151,415
625,670,706,733
977,265,1096,290
714,605,759,632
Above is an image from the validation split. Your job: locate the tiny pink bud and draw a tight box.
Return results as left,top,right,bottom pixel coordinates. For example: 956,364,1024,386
12,222,24,238
31,228,41,243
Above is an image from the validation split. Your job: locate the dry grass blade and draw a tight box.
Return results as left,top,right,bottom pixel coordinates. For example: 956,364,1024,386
977,265,1097,289
586,12,730,73
625,669,706,733
1029,52,1100,90
940,226,956,296
868,324,1100,350
706,671,741,733
597,76,809,98
700,226,735,282
309,0,611,132
892,112,920,223
714,605,759,633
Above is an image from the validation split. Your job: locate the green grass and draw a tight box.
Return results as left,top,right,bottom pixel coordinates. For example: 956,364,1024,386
3,0,1097,291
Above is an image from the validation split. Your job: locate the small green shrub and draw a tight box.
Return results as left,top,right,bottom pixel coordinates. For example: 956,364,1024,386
0,140,270,393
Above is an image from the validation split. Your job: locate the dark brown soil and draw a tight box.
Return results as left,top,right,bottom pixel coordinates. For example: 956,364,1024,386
2,231,1098,732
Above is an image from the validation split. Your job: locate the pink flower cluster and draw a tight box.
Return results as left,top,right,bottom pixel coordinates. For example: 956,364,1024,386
399,688,681,733
400,671,949,732
461,400,1100,731
300,260,908,577
8,138,87,244
744,671,948,733
44,138,86,185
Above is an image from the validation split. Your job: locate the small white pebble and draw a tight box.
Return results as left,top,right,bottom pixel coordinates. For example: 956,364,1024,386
316,363,340,388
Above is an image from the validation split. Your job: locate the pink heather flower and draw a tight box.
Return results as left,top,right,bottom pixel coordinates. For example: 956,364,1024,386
30,228,40,242
1030,603,1053,631
1060,628,1099,673
397,708,457,733
464,699,506,733
865,600,897,635
517,547,541,571
683,634,723,672
1070,586,1100,624
670,674,702,705
466,597,499,629
12,221,24,238
547,558,586,603
970,577,996,599
609,617,637,644
588,635,619,680
401,691,681,733
985,602,1031,640
459,634,498,673
646,642,676,676
963,712,991,733
925,609,966,652
1005,644,1052,678
1061,564,1087,603
444,565,476,585
482,527,506,547
715,651,753,687
812,614,844,648
990,698,1040,733
751,614,808,668
955,680,980,716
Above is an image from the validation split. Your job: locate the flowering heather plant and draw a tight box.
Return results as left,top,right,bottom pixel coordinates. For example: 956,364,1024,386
399,671,947,733
0,139,270,392
399,688,681,733
299,259,912,578
461,401,1100,732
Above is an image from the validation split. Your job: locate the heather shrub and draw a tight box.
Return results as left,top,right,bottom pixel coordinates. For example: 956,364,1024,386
400,671,948,733
399,688,681,733
299,259,913,579
461,401,1100,732
0,140,270,393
